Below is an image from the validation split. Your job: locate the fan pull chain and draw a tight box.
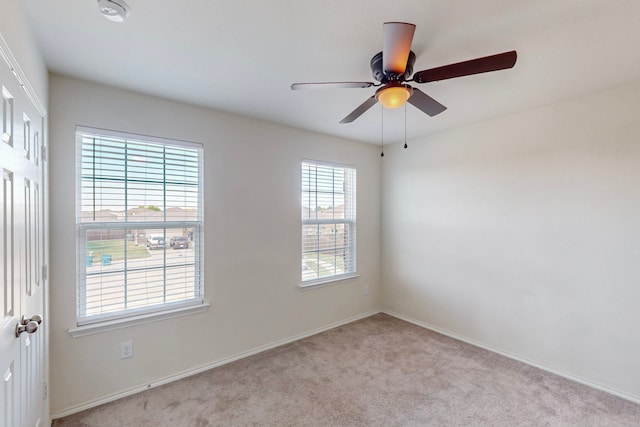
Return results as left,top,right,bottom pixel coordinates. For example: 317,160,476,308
380,105,384,157
404,102,408,149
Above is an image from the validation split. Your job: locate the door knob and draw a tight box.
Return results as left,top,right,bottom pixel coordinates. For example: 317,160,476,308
21,314,43,325
15,321,39,337
15,314,43,337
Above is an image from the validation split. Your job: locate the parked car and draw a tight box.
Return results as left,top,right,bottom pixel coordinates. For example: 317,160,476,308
146,235,166,250
170,236,190,249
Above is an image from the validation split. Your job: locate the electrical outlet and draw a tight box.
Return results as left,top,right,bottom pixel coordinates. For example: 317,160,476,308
364,285,369,296
120,341,133,359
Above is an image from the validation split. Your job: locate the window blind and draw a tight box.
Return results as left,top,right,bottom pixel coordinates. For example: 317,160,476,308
301,160,356,285
76,127,204,324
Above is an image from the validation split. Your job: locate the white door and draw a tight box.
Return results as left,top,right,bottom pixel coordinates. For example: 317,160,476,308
1,50,48,427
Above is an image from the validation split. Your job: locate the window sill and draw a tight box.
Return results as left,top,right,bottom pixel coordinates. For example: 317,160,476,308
299,273,360,290
68,302,210,337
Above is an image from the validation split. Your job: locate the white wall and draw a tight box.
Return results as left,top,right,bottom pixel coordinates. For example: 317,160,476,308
48,74,381,415
382,81,640,401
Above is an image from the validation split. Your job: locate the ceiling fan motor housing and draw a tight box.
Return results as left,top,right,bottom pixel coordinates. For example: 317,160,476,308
370,51,416,82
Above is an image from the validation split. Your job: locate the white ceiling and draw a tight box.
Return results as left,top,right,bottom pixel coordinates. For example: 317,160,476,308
19,1,640,145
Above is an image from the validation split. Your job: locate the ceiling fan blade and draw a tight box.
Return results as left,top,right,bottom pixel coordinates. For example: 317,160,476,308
339,96,378,124
407,88,447,117
383,22,416,75
291,82,375,90
413,50,517,84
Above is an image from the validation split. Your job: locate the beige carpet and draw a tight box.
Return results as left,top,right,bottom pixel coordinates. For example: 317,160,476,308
53,314,640,426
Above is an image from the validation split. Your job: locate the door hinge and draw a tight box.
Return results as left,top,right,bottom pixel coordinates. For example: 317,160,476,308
43,382,48,400
41,145,47,162
42,264,48,281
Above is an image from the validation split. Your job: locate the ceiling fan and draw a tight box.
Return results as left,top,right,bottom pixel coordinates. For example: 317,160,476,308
291,22,517,124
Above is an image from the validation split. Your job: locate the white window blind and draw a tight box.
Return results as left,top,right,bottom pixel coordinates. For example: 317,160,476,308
76,126,204,325
301,159,356,285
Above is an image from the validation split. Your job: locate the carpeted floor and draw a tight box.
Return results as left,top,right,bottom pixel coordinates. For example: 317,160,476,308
53,313,640,426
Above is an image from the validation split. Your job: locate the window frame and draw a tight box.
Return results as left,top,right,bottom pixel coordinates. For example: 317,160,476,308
74,126,205,330
300,159,357,287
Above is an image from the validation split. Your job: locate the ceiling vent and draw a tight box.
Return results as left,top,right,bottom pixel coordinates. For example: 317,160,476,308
97,0,131,22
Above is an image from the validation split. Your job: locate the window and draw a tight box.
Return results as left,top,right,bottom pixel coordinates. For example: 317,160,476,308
76,127,203,326
301,160,356,285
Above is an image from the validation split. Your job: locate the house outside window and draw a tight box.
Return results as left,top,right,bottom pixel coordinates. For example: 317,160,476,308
301,159,356,286
75,126,204,326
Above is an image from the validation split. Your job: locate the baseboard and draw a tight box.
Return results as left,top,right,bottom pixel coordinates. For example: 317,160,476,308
382,309,640,405
51,309,382,420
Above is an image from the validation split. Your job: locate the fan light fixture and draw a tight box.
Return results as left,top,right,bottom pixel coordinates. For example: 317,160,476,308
97,0,130,22
376,83,413,109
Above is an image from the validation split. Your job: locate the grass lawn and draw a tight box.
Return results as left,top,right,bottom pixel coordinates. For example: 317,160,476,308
303,252,345,277
303,259,331,277
87,239,150,262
